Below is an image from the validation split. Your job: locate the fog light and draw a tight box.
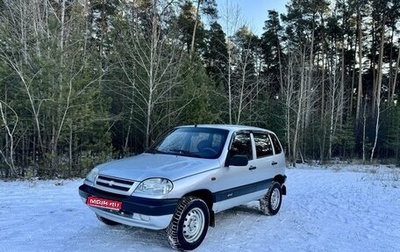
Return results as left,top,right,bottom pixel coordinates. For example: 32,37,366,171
139,214,150,221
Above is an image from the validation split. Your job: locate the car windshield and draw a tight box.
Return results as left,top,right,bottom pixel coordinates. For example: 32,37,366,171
148,127,229,159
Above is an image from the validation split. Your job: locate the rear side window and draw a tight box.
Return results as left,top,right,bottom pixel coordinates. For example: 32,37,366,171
270,133,282,154
253,133,274,158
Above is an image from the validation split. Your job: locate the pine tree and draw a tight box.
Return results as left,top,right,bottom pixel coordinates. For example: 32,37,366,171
204,21,228,86
261,10,284,96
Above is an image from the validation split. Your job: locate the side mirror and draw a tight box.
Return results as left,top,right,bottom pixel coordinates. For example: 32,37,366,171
227,155,248,166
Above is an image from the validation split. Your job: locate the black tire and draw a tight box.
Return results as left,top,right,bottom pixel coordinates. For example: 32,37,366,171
166,196,209,251
96,214,120,226
260,182,282,216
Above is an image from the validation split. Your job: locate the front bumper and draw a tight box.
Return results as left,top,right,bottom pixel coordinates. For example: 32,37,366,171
79,184,179,230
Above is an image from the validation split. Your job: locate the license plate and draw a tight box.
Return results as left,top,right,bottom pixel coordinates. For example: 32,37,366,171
86,196,122,211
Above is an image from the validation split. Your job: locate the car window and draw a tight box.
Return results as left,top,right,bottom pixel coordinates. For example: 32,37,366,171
270,133,282,154
155,127,228,158
191,132,225,153
230,132,253,160
157,130,186,151
253,132,274,158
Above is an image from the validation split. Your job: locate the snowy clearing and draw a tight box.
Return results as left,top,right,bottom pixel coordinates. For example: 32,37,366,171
1,164,400,252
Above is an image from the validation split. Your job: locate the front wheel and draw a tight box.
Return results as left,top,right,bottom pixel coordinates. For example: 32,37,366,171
166,196,209,251
260,182,283,216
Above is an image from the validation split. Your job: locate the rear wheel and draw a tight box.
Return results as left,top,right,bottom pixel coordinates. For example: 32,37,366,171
166,196,209,251
96,214,120,226
260,182,282,216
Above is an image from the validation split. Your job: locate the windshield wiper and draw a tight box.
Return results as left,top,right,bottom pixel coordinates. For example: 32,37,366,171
168,149,201,158
146,148,166,154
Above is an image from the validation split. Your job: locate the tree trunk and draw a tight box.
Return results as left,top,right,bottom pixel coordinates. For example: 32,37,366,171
293,49,306,166
355,8,363,124
145,0,158,148
190,0,202,59
391,43,400,104
362,98,367,163
0,102,18,177
370,22,385,162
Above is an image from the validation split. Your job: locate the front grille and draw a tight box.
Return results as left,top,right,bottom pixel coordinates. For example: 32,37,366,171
95,175,134,192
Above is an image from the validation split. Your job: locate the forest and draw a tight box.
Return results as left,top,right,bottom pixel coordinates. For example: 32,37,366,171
0,0,399,179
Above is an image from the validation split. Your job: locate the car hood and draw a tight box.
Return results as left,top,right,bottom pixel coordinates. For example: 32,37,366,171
96,153,221,181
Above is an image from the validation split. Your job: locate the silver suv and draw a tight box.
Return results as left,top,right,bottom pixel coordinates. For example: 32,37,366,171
79,124,287,250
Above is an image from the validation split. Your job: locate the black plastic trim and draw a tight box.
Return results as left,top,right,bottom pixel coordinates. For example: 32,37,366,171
213,178,273,202
79,184,179,216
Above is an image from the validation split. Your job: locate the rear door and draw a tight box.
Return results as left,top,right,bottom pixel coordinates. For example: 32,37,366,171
249,131,282,195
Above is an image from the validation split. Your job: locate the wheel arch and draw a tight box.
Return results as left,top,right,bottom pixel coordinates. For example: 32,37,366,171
273,174,287,195
183,189,215,227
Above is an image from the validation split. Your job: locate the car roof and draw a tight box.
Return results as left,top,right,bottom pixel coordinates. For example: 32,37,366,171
177,124,275,134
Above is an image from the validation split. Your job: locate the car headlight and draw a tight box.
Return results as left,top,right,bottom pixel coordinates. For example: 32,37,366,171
85,167,99,185
135,178,173,195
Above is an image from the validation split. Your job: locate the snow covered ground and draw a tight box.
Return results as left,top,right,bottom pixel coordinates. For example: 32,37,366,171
1,164,400,252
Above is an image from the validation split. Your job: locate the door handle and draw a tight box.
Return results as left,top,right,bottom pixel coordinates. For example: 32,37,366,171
249,166,257,170
271,161,278,166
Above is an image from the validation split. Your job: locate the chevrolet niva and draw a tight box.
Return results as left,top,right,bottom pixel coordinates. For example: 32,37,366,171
79,124,287,250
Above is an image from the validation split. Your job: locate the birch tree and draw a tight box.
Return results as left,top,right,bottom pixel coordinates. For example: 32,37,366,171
219,1,241,124
370,0,386,161
229,26,260,124
0,1,110,177
189,0,217,59
112,0,190,149
0,101,18,177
